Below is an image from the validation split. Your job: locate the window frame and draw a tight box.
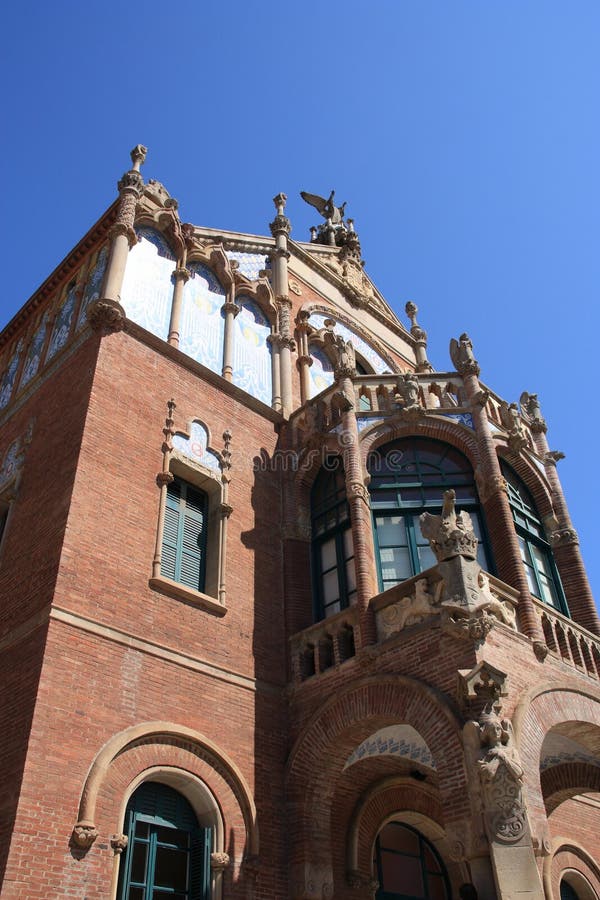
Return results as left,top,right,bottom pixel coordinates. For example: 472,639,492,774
373,821,451,900
311,460,357,621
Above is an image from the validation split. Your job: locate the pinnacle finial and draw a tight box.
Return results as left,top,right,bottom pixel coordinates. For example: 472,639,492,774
273,193,287,216
130,145,148,172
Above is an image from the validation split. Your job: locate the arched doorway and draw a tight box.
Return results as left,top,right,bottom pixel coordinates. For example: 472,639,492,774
373,821,451,899
117,781,212,900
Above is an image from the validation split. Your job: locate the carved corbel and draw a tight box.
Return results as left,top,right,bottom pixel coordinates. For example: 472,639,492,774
210,851,230,872
550,527,579,546
71,821,98,850
87,299,126,334
545,450,565,465
111,833,128,854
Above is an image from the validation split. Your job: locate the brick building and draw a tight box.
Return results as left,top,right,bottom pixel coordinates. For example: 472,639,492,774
0,146,598,899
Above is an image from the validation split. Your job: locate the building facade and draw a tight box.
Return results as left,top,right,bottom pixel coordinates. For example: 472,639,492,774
0,146,598,899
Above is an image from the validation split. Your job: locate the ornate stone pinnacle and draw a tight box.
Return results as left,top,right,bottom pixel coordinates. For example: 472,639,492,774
130,144,148,171
405,301,418,326
273,193,287,215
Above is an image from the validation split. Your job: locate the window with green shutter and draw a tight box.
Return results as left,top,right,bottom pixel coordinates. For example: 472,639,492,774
117,781,212,900
161,478,208,593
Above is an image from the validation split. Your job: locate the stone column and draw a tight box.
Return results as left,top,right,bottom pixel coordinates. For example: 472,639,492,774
217,430,233,605
94,144,147,330
168,265,189,348
327,333,379,645
405,301,433,373
295,310,313,404
221,296,240,381
521,393,599,635
450,335,545,648
268,333,282,412
269,194,294,416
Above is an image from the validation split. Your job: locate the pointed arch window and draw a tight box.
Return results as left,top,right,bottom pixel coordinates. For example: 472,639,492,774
311,459,357,620
117,781,212,900
368,439,491,591
373,822,450,899
500,461,568,614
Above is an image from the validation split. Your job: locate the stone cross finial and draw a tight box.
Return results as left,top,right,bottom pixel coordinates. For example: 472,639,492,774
130,145,148,171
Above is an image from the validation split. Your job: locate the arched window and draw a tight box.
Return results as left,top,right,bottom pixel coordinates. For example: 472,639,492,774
162,478,209,593
373,822,450,899
311,460,356,620
368,439,490,591
500,462,568,614
560,881,581,900
117,781,211,900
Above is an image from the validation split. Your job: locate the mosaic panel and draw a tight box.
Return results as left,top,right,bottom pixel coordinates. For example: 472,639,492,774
19,314,49,389
76,246,108,330
226,251,268,281
309,345,335,398
179,262,225,375
120,228,174,340
357,415,383,432
438,411,474,429
232,298,272,405
0,339,24,410
344,725,436,770
172,421,220,471
47,283,78,361
0,440,20,490
310,314,391,375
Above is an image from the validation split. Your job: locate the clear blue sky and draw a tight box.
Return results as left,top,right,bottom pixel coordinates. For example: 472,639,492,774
1,1,598,605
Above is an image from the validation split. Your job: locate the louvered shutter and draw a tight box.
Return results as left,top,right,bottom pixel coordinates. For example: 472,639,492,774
189,827,212,900
161,479,208,592
161,480,181,581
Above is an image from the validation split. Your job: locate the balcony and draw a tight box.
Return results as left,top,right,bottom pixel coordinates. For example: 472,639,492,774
535,597,600,680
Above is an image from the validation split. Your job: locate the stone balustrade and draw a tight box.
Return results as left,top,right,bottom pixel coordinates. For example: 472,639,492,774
289,606,359,683
534,598,600,680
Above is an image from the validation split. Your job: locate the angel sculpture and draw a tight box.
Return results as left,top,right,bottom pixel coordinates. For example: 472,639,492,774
300,190,347,224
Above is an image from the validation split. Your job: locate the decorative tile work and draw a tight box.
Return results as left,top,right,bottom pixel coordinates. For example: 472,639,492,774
309,345,335,398
540,732,600,771
344,725,436,771
19,314,49,389
232,298,271,405
47,284,78,361
76,246,108,331
121,228,174,340
357,415,383,432
0,440,19,491
179,262,225,376
310,314,391,375
172,421,220,471
226,251,268,281
438,411,474,429
0,339,24,410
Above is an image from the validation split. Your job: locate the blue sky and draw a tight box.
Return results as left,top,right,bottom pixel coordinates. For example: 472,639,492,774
1,1,598,604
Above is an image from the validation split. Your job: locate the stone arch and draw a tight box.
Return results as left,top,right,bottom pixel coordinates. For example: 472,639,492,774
543,840,600,900
541,762,600,814
513,684,600,843
497,446,554,523
286,675,468,896
75,721,258,862
300,303,401,375
234,281,276,323
360,418,481,473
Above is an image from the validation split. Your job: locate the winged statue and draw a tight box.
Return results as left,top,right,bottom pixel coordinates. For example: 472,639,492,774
300,189,347,224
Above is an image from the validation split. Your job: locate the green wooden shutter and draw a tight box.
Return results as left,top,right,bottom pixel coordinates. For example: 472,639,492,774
189,827,212,900
161,479,208,592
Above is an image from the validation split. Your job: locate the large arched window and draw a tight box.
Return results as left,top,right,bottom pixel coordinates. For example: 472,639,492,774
500,461,568,614
368,439,490,591
311,460,357,620
373,822,450,899
117,781,211,900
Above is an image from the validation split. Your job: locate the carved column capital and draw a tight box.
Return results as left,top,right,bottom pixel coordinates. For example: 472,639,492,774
156,471,175,487
111,833,129,854
348,481,370,505
210,851,230,871
172,266,190,284
221,299,240,317
269,214,291,236
117,168,145,198
88,299,126,334
109,221,138,248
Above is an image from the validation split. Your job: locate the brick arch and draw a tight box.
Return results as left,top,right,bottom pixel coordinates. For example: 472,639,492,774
497,447,554,522
360,419,480,473
76,722,258,859
544,842,600,900
286,675,468,879
512,684,600,839
541,762,600,814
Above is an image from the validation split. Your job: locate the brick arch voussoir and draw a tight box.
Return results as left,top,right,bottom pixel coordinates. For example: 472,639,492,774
287,676,468,822
497,446,554,521
541,762,600,814
75,722,258,856
360,419,480,474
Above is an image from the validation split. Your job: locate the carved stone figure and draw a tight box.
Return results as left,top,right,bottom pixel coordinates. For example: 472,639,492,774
420,490,478,562
377,578,436,640
520,391,547,434
300,190,347,224
499,401,528,453
472,709,527,844
324,331,357,379
449,333,480,376
394,373,423,419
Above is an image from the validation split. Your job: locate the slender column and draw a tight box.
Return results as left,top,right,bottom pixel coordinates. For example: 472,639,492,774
95,145,147,330
405,302,433,373
451,335,545,648
221,295,240,381
269,193,294,416
521,393,599,635
217,430,233,605
152,400,176,579
268,333,282,411
168,266,189,347
296,310,313,404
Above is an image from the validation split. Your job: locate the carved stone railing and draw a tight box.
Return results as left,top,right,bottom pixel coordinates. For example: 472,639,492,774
371,565,520,644
289,606,359,684
534,598,600,680
352,372,469,415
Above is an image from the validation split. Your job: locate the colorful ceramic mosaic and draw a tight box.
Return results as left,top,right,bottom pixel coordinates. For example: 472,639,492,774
47,284,78,360
0,339,24,410
309,345,335,398
121,228,175,340
439,411,474,429
19,314,49,389
232,298,272,405
172,421,220,471
344,725,436,770
76,247,108,331
226,251,268,281
310,313,391,375
179,262,225,375
0,440,19,490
